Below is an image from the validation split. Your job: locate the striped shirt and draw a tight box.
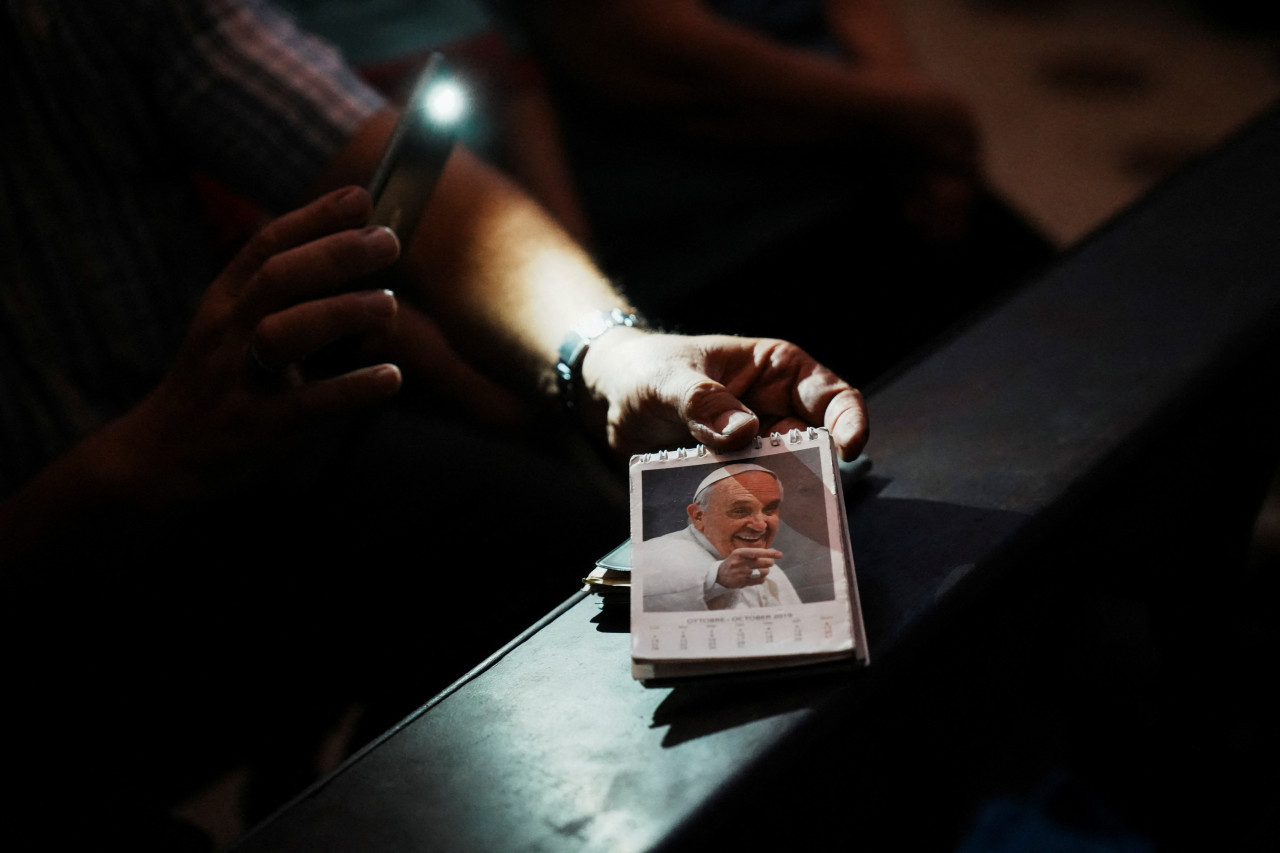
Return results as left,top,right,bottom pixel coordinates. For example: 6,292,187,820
0,0,385,495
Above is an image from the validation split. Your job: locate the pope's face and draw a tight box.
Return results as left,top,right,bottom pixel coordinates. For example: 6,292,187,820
689,471,782,557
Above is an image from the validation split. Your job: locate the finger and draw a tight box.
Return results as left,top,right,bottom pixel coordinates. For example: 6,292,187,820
825,387,869,461
735,548,784,562
766,400,867,460
241,225,400,320
786,357,869,461
289,363,403,418
734,561,773,578
680,375,760,450
251,289,398,371
222,186,374,295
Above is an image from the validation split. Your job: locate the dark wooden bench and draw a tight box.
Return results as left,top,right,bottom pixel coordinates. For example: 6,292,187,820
230,102,1280,852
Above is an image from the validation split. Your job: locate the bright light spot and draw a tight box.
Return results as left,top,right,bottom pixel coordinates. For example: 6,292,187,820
424,79,467,126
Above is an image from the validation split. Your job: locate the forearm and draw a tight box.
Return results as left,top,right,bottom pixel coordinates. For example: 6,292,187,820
411,145,627,393
822,0,918,70
306,108,871,462
0,418,147,564
596,2,869,114
538,1,951,145
316,109,633,402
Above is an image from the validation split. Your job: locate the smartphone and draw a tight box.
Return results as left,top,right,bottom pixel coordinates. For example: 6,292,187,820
306,54,462,377
367,52,463,247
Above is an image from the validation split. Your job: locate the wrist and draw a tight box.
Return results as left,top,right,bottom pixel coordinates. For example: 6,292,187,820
0,418,152,562
556,307,649,412
712,559,730,590
86,395,218,509
69,413,172,510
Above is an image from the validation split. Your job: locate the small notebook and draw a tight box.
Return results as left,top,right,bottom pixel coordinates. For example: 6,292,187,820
625,427,869,684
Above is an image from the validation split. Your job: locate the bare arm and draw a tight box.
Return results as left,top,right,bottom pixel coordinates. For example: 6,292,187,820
821,0,918,70
312,110,631,401
3,108,871,562
312,109,868,459
530,0,976,169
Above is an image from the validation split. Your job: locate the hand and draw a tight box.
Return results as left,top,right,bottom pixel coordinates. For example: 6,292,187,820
105,186,405,502
717,547,784,588
858,71,982,176
902,167,979,244
581,329,869,461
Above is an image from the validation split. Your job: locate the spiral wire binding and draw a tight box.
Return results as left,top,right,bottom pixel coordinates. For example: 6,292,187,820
631,429,827,464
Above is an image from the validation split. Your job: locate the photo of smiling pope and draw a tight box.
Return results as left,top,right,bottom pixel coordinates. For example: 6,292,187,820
634,446,838,613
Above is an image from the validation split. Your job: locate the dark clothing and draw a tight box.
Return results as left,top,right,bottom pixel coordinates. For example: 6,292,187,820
0,0,383,494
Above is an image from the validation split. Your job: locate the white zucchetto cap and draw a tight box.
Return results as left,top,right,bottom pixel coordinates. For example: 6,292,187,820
692,463,778,502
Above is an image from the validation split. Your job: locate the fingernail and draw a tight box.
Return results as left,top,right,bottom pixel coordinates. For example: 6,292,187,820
713,409,755,436
362,225,400,261
369,363,402,391
359,288,397,316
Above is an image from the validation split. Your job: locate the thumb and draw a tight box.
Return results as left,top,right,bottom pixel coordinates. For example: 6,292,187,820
683,379,759,449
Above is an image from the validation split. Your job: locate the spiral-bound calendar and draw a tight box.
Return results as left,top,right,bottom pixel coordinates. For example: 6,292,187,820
626,427,868,683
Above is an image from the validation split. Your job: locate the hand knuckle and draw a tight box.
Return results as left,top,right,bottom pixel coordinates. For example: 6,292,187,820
251,217,290,257
758,338,801,362
252,254,290,295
